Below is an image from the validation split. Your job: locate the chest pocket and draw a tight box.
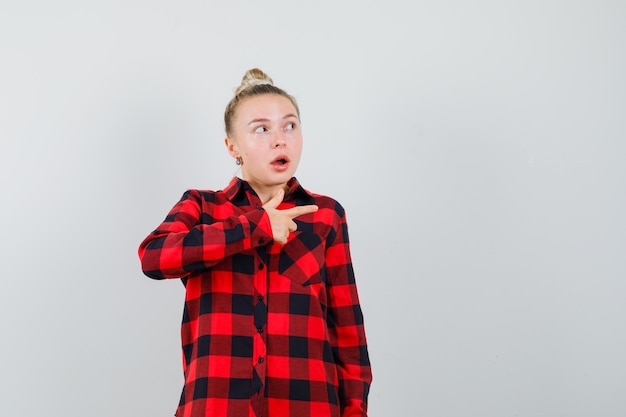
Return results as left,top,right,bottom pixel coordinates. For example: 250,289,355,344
277,231,326,286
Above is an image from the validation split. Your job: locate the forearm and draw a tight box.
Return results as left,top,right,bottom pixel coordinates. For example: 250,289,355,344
139,207,272,279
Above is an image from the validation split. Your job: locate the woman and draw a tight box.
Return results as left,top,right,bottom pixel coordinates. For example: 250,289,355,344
138,68,372,417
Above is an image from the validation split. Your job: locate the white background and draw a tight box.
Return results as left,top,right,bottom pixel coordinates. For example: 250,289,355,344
1,1,625,416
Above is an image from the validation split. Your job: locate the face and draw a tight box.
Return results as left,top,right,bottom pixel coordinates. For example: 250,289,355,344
225,93,303,195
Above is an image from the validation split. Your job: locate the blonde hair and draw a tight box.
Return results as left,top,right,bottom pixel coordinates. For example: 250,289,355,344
224,68,300,136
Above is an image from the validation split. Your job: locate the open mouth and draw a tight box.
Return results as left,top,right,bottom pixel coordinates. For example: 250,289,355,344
272,156,290,165
271,155,290,170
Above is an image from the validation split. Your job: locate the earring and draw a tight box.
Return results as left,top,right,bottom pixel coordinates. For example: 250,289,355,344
236,157,242,166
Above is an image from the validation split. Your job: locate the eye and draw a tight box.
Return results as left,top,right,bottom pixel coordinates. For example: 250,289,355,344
254,126,268,133
285,122,296,130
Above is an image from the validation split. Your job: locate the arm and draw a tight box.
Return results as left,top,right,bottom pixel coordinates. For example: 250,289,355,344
138,190,273,279
325,207,372,417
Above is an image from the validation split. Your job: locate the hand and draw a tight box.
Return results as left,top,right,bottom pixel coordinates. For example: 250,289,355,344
262,189,318,244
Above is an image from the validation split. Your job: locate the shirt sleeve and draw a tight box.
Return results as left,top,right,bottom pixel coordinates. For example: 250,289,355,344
138,189,273,279
325,205,372,417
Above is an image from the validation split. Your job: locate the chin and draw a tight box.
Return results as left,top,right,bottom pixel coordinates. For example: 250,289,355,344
269,172,294,185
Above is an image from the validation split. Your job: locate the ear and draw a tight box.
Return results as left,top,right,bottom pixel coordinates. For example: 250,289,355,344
224,137,239,159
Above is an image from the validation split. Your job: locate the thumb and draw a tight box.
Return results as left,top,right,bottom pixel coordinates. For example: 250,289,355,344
263,188,284,210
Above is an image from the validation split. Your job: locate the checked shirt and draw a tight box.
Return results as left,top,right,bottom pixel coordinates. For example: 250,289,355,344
138,177,372,417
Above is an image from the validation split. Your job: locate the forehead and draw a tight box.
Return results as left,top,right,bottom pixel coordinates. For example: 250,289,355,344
234,94,298,121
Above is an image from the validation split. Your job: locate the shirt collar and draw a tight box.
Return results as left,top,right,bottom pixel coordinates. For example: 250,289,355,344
223,177,315,205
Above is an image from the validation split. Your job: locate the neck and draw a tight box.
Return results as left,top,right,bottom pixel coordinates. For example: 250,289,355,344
245,180,290,204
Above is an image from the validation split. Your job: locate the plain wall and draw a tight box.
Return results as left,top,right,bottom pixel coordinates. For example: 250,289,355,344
1,1,625,416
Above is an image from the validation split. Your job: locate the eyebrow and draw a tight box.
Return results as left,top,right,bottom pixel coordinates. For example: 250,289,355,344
248,114,299,125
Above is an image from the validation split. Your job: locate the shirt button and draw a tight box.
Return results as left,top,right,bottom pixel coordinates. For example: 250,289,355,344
258,264,264,270
257,327,263,333
258,357,264,364
258,295,264,302
259,238,265,245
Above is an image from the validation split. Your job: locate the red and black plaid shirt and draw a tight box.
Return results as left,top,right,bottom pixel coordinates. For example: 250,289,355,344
138,177,372,417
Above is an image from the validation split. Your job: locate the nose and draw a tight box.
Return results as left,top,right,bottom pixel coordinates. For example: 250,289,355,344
272,130,286,148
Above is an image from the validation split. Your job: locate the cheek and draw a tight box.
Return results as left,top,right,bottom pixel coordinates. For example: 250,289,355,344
241,140,260,156
294,141,304,157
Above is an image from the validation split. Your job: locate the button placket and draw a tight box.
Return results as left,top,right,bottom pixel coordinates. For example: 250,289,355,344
252,249,269,390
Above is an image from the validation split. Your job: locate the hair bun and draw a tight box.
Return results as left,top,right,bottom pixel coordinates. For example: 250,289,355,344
235,68,274,96
224,67,299,136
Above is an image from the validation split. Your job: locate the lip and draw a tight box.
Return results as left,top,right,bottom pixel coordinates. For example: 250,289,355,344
270,154,290,172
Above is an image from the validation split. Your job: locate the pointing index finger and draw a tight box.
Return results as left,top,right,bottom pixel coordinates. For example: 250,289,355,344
284,204,319,219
